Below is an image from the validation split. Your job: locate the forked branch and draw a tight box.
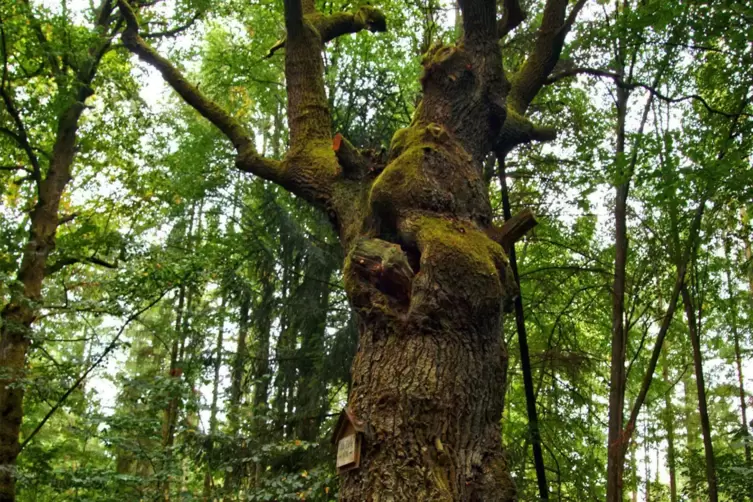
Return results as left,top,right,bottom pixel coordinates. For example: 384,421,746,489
507,0,587,114
266,6,387,58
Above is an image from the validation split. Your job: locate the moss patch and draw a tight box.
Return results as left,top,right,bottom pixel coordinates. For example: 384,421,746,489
411,214,506,277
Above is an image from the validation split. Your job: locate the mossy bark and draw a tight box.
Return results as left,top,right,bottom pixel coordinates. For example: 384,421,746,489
335,138,516,500
119,0,581,498
330,24,517,497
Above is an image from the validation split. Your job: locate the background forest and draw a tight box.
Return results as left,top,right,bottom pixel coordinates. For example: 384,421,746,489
0,0,752,500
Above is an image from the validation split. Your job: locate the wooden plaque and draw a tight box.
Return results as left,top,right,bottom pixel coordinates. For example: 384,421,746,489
337,434,357,468
332,408,364,473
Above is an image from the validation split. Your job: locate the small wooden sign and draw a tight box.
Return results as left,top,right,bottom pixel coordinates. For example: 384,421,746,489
332,408,364,473
337,434,357,468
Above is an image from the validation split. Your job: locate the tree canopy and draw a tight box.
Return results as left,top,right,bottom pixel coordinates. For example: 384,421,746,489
0,0,752,500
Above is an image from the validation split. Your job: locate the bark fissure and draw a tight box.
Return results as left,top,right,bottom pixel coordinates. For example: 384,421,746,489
118,0,587,498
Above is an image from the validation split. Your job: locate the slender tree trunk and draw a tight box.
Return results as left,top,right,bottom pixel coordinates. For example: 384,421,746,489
224,290,251,498
644,417,650,502
229,290,250,430
661,346,678,502
203,295,227,501
294,263,333,442
725,239,752,469
498,158,548,500
606,80,630,502
630,446,638,502
251,275,274,421
161,286,185,501
684,372,700,448
680,284,718,502
742,208,753,301
274,243,302,438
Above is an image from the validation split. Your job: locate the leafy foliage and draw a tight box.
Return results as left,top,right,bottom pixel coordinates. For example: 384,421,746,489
1,0,752,500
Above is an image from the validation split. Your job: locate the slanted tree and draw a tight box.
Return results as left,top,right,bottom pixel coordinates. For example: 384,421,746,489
0,2,120,499
117,0,584,497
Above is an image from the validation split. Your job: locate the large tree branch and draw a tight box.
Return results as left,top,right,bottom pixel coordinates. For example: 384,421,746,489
266,6,386,58
508,0,587,114
117,0,284,184
494,109,557,155
282,0,333,149
498,0,526,39
546,67,750,118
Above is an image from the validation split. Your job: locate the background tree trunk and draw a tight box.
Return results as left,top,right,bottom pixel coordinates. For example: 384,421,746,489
203,294,227,501
0,10,109,494
681,284,718,502
662,347,678,502
725,237,752,469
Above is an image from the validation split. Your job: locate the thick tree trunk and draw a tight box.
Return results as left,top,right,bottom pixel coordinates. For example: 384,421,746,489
681,285,718,502
118,0,585,498
340,302,514,500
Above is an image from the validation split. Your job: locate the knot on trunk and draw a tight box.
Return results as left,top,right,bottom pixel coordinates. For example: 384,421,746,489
345,238,415,312
333,133,386,180
398,215,516,333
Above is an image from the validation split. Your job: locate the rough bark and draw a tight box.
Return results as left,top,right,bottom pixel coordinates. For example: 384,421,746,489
117,0,583,497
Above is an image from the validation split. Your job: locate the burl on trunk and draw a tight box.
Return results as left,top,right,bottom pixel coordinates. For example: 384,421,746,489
118,0,579,497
